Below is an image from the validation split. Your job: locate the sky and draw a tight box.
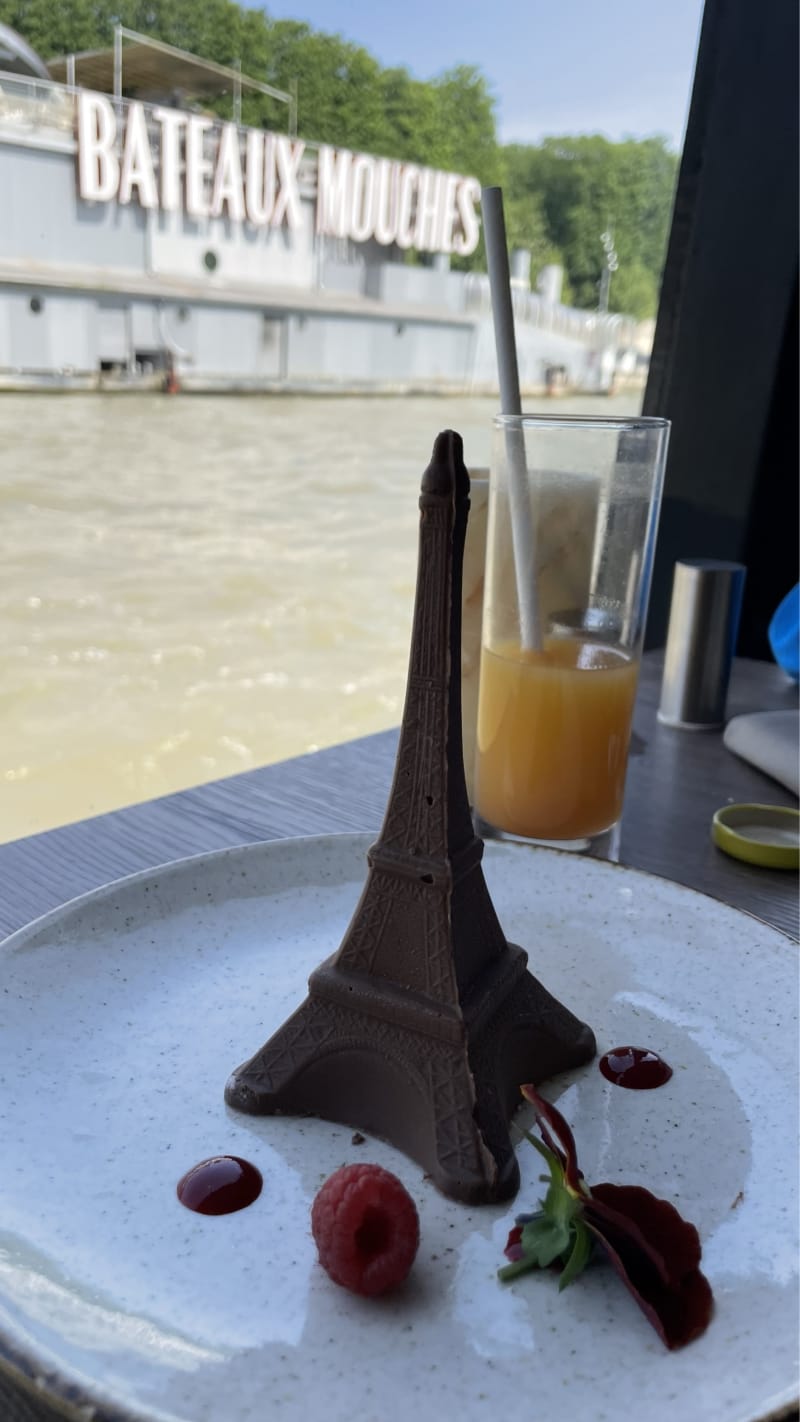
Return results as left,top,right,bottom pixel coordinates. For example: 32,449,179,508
244,0,706,148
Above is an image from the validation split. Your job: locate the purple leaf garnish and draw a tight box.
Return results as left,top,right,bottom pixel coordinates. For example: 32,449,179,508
499,1085,714,1350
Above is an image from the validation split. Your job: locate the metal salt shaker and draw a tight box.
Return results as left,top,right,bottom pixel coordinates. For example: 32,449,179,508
658,558,747,728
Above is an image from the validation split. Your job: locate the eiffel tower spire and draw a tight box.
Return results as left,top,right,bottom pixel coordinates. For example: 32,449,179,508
226,431,594,1203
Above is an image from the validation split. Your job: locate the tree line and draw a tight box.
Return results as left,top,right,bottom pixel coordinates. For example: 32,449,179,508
1,0,678,316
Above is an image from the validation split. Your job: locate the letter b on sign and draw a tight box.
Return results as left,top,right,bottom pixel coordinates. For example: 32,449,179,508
77,93,119,202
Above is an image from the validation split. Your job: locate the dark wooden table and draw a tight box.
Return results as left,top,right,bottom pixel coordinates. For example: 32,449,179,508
0,651,797,1422
1,652,797,945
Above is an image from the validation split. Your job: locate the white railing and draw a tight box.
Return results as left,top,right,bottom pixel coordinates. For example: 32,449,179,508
462,272,639,345
0,70,76,131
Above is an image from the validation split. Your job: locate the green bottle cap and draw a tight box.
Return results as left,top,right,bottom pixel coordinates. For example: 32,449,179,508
712,804,800,870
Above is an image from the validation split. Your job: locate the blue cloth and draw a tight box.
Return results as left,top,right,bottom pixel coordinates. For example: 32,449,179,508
768,584,800,680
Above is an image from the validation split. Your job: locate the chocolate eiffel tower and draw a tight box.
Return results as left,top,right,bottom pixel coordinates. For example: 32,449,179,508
225,430,595,1203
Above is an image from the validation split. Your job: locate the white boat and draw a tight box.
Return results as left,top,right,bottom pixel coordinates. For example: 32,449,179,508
0,24,636,393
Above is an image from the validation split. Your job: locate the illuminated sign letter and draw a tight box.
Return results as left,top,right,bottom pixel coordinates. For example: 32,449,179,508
435,174,461,253
348,154,376,243
316,146,352,237
185,115,214,218
210,123,245,221
396,166,420,250
271,138,305,229
77,92,119,202
453,177,481,256
414,168,444,252
373,159,400,246
118,101,158,209
245,130,276,225
152,107,186,212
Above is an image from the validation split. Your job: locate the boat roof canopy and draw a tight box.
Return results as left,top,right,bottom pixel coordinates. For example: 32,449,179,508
47,26,292,114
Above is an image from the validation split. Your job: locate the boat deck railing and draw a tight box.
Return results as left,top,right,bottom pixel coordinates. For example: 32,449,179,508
462,273,637,346
0,69,75,132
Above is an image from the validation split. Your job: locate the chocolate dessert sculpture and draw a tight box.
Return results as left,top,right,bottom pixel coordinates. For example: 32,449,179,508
226,430,595,1203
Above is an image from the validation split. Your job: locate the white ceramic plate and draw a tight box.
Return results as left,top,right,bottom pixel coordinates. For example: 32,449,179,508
0,835,797,1422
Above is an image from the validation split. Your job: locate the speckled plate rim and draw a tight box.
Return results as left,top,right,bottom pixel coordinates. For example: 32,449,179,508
3,831,798,955
0,832,798,1422
484,834,800,945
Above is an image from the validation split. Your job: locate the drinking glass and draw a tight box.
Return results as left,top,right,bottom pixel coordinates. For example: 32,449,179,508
473,414,669,857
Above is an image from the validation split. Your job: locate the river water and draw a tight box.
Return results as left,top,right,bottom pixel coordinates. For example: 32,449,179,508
0,390,640,842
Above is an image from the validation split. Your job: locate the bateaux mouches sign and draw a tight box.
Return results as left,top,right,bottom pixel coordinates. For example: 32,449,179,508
77,92,481,257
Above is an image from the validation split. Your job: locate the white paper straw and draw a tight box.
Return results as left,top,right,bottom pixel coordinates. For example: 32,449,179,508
481,186,541,651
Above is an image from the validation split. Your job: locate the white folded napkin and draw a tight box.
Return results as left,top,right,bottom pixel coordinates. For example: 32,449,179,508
723,710,799,795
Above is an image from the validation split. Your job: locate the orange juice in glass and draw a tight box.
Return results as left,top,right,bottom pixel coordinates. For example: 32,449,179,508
473,414,668,854
476,636,639,840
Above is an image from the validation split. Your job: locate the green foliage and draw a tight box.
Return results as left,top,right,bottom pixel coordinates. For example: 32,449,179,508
0,0,108,55
379,66,447,165
606,260,659,320
432,65,498,183
501,147,567,282
258,21,387,150
506,134,677,314
0,0,678,316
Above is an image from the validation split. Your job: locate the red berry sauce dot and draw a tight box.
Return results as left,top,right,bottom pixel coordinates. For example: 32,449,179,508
177,1156,262,1214
599,1046,673,1090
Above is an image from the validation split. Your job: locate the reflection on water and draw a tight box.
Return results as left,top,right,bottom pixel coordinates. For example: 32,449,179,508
0,391,641,841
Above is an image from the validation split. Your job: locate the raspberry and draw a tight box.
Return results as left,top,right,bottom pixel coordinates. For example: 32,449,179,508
311,1163,420,1296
